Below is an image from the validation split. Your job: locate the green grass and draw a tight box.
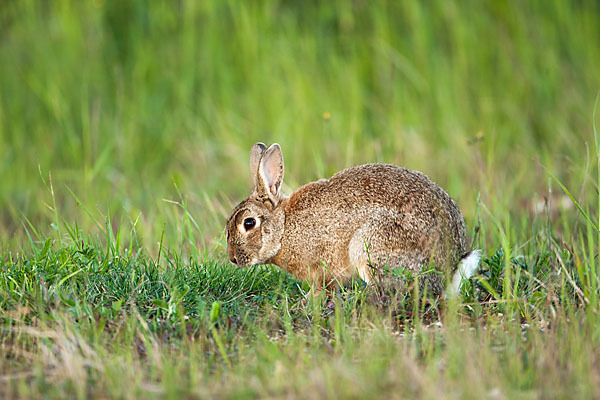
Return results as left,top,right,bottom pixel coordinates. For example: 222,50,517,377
1,237,598,398
1,0,600,398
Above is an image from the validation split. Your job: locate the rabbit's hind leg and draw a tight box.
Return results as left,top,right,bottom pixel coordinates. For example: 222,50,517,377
347,213,428,285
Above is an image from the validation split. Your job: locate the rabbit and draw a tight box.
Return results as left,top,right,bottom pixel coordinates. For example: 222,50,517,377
226,142,481,298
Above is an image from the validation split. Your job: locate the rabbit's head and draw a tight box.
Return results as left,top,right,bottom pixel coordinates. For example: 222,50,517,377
226,143,286,267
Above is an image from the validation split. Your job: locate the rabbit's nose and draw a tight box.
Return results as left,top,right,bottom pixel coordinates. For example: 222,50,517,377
228,248,237,264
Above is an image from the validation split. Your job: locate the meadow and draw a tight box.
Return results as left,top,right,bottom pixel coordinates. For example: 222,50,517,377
1,0,600,398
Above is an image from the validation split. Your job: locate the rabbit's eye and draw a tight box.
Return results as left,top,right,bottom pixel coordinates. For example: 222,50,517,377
243,217,256,231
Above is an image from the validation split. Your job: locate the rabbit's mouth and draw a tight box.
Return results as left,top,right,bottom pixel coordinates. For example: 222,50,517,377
229,252,259,267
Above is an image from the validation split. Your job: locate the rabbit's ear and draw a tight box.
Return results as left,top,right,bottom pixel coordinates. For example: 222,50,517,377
250,143,267,188
257,143,284,208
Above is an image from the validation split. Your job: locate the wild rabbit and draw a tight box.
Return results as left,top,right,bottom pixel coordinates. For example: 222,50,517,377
226,143,480,297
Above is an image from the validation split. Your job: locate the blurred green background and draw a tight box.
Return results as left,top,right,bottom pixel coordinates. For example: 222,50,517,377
1,0,599,254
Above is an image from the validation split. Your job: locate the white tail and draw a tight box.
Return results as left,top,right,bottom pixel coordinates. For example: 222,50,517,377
447,250,482,297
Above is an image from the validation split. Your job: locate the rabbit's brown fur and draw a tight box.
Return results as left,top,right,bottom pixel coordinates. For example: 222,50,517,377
226,143,470,297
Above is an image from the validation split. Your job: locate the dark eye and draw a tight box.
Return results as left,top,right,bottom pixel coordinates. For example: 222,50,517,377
243,217,256,230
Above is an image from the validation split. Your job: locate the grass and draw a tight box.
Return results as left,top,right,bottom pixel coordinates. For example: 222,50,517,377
1,237,598,398
1,0,600,398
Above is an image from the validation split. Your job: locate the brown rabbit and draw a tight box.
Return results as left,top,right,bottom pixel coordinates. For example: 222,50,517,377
226,143,480,297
